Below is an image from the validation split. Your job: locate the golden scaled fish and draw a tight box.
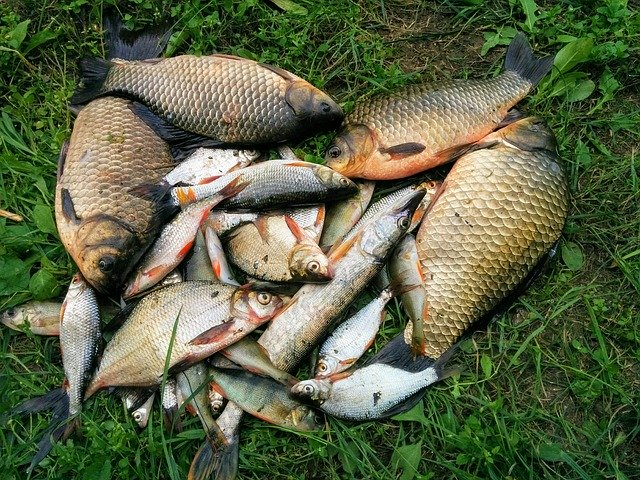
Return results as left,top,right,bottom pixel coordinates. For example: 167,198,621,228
325,32,554,180
56,19,176,295
414,117,569,358
71,22,343,145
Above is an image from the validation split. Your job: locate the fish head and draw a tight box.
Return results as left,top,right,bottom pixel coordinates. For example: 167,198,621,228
291,379,332,402
208,386,226,415
360,190,426,260
239,149,263,165
286,405,322,431
315,355,339,378
313,165,358,197
285,80,344,128
324,124,377,178
493,116,557,152
231,287,286,324
288,243,334,283
74,216,142,294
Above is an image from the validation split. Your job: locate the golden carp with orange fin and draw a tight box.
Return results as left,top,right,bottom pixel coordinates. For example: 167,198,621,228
413,117,569,357
325,33,554,180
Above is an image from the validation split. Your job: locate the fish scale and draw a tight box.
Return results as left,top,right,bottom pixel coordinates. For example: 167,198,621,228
75,54,343,143
415,118,568,357
55,97,175,294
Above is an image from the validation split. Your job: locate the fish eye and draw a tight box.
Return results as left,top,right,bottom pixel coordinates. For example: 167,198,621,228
338,177,351,187
327,146,342,159
316,362,327,373
98,256,116,273
397,216,411,229
257,292,272,305
5,308,15,317
303,384,315,394
307,261,320,272
133,412,142,422
320,102,332,113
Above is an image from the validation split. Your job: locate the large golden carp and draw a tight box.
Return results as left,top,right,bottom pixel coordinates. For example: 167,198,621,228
413,117,569,357
325,33,554,180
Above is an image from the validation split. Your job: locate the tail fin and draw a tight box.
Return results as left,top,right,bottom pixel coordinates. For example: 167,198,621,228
104,15,171,61
188,433,239,480
5,388,74,473
70,16,172,106
504,32,554,87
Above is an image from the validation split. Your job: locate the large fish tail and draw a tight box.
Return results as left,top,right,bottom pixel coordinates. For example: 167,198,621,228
188,432,239,480
504,32,554,87
4,388,76,473
70,58,112,105
103,14,171,61
70,16,171,106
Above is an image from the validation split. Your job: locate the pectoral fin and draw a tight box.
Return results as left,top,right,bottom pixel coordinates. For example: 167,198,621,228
380,142,426,160
189,320,236,346
61,188,81,224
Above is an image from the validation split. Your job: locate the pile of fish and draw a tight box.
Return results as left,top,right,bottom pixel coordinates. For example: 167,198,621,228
1,16,569,480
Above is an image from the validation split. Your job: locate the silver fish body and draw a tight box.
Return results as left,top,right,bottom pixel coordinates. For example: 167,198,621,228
85,281,284,395
1,301,61,335
163,147,261,186
315,286,396,378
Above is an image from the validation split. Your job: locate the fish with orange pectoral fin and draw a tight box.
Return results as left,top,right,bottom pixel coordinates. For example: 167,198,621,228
84,282,285,397
325,32,555,180
224,212,334,283
314,282,417,378
123,178,247,298
413,116,569,358
5,274,101,472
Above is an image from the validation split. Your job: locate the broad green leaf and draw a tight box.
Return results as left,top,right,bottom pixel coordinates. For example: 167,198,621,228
565,79,595,102
268,0,308,15
549,71,589,97
0,256,31,294
392,442,422,480
7,20,30,50
29,269,60,300
32,204,57,235
518,0,538,31
561,241,584,271
480,353,492,378
552,38,593,77
538,443,564,461
81,457,112,480
392,400,428,425
23,28,58,55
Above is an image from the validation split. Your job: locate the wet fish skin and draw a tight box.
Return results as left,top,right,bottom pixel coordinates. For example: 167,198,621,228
315,285,397,378
131,392,155,428
328,180,440,256
224,214,333,283
190,190,426,480
209,367,320,431
85,281,285,396
170,159,357,210
388,234,430,355
292,363,439,421
325,33,554,180
202,225,240,285
320,180,376,251
123,180,246,298
72,53,344,145
414,116,568,357
1,301,61,335
177,363,221,436
163,147,261,186
55,97,176,294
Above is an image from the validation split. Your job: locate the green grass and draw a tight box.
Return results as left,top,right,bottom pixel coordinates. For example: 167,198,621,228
1,0,639,479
